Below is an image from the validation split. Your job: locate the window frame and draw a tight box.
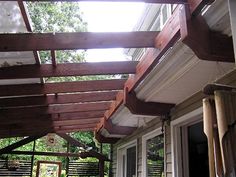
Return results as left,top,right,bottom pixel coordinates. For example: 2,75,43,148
117,140,137,177
171,107,203,177
142,127,163,177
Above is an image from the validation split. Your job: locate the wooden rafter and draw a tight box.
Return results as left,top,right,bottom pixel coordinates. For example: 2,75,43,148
124,88,174,115
57,133,109,161
0,79,125,97
0,102,111,116
0,61,138,79
180,5,234,62
51,50,57,66
4,0,188,4
0,135,45,154
0,91,117,108
102,118,136,135
94,132,120,144
0,32,159,51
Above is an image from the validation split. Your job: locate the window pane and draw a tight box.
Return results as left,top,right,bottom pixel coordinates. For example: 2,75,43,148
146,134,164,177
127,146,136,177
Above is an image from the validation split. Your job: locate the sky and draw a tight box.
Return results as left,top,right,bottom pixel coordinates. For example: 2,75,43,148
79,2,145,62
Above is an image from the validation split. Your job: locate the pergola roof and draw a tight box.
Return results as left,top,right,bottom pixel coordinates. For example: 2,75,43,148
0,0,233,142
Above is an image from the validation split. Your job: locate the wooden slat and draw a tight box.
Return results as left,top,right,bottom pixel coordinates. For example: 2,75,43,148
0,32,159,51
0,79,126,97
51,50,57,66
53,118,101,127
51,111,105,121
0,102,111,116
0,111,105,124
0,91,117,108
4,0,188,3
0,61,138,79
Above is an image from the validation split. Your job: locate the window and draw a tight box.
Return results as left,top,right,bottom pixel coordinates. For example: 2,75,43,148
171,107,209,177
142,128,164,177
117,140,137,177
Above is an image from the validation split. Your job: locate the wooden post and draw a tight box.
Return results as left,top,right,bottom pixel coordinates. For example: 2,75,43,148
30,140,36,177
109,144,113,177
100,143,103,154
66,142,70,177
99,159,105,177
228,0,236,61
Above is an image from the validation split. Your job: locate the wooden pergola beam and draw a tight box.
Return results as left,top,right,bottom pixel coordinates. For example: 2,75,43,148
0,32,159,51
0,79,125,97
94,131,120,144
0,135,45,154
0,61,138,80
3,0,188,3
0,102,111,116
53,118,100,127
180,5,234,62
0,110,105,123
102,118,136,135
124,89,174,115
5,151,107,160
0,91,117,108
57,133,109,161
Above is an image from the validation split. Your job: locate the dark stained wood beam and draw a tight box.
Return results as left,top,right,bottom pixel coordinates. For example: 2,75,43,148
7,150,107,160
0,32,159,51
124,88,174,116
203,84,236,95
0,135,45,154
0,102,111,117
180,5,234,63
57,133,109,161
8,151,82,157
10,0,188,3
94,131,120,144
55,124,97,132
0,79,126,97
0,61,138,80
51,50,57,66
102,118,136,135
52,111,105,121
53,118,100,127
0,91,117,108
0,111,105,123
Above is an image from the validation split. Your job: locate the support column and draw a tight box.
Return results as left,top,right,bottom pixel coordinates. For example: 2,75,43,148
228,0,236,61
99,159,105,177
30,140,36,177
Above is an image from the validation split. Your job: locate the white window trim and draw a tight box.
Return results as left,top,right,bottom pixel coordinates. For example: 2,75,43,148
171,107,203,177
116,140,137,177
142,127,162,177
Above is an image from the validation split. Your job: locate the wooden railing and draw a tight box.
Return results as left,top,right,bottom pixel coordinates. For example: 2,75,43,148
0,160,31,176
68,161,99,177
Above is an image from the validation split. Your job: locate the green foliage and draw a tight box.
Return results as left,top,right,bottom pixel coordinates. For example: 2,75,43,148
27,2,87,64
